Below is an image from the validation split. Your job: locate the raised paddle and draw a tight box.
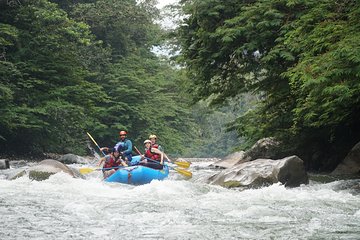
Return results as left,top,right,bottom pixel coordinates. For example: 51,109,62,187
87,132,106,156
84,132,128,173
133,146,192,178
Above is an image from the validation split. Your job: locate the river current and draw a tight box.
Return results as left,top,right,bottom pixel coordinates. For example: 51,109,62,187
0,159,359,240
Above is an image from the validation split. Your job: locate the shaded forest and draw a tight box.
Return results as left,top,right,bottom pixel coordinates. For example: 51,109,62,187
0,0,238,158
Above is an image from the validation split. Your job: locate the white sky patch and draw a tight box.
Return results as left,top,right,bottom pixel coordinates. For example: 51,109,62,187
156,0,178,8
152,0,181,58
156,0,179,30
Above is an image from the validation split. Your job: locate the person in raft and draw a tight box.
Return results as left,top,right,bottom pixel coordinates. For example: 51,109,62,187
98,148,127,178
149,134,172,163
139,139,164,170
100,130,133,165
148,134,164,152
114,130,133,164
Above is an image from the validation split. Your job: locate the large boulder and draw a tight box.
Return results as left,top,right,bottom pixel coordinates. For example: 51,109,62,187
207,155,308,188
331,141,360,176
211,137,282,169
28,159,75,181
210,151,246,169
58,154,91,164
243,137,282,161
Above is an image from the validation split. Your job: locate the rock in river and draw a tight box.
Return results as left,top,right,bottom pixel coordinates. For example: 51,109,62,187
28,159,75,181
207,155,309,188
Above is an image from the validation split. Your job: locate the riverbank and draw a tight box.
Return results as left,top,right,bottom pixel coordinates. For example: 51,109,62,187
0,152,63,163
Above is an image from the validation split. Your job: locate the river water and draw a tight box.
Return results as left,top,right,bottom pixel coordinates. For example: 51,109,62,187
0,159,359,240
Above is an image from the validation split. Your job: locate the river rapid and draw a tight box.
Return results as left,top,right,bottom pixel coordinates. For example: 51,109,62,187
0,159,359,240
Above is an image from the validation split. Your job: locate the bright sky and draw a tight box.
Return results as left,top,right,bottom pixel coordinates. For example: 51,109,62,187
152,0,180,57
156,0,178,8
155,0,180,30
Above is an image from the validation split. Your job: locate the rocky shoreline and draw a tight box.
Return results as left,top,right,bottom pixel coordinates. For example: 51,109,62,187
207,137,360,189
1,138,359,191
0,152,62,162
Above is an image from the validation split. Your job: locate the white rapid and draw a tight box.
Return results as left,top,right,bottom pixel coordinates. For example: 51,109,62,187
0,160,359,240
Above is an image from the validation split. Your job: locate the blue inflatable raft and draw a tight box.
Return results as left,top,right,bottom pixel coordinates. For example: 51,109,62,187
105,156,169,185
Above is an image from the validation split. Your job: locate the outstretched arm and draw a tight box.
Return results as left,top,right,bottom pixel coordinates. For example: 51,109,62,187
158,145,171,163
163,152,171,163
99,147,109,153
151,148,164,164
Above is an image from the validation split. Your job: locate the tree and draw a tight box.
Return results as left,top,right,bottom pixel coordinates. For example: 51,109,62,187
69,0,161,60
0,0,108,154
177,0,360,170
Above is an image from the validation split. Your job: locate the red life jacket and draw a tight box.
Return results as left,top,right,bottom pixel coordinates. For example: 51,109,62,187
145,148,160,161
152,143,164,153
104,155,119,169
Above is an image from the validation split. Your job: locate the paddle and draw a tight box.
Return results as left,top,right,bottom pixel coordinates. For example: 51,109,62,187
171,161,191,169
84,132,128,173
167,163,192,178
80,167,101,174
133,146,191,169
87,132,106,156
79,166,124,174
133,146,192,178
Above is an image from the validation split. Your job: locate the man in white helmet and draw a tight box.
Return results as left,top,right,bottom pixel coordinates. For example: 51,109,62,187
139,139,164,169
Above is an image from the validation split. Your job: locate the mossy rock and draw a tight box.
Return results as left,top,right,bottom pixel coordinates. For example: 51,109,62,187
28,171,55,181
27,159,75,181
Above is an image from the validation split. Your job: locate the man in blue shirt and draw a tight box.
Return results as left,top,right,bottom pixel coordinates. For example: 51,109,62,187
115,130,133,164
100,130,133,165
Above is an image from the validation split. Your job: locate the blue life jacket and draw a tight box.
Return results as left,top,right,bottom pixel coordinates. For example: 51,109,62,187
114,139,132,161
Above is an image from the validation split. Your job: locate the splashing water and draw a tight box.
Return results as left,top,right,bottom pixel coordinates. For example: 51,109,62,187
0,160,359,240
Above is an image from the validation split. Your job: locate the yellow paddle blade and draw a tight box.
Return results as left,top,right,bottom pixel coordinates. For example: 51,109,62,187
174,161,191,169
79,168,96,174
174,167,192,178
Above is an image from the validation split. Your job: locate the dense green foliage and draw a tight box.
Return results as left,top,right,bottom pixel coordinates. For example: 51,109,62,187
10,0,355,163
0,0,202,156
0,0,106,154
177,0,360,170
190,97,252,157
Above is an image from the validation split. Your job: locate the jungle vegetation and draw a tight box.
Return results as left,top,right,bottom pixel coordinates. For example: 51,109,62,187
176,0,360,170
1,0,359,172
